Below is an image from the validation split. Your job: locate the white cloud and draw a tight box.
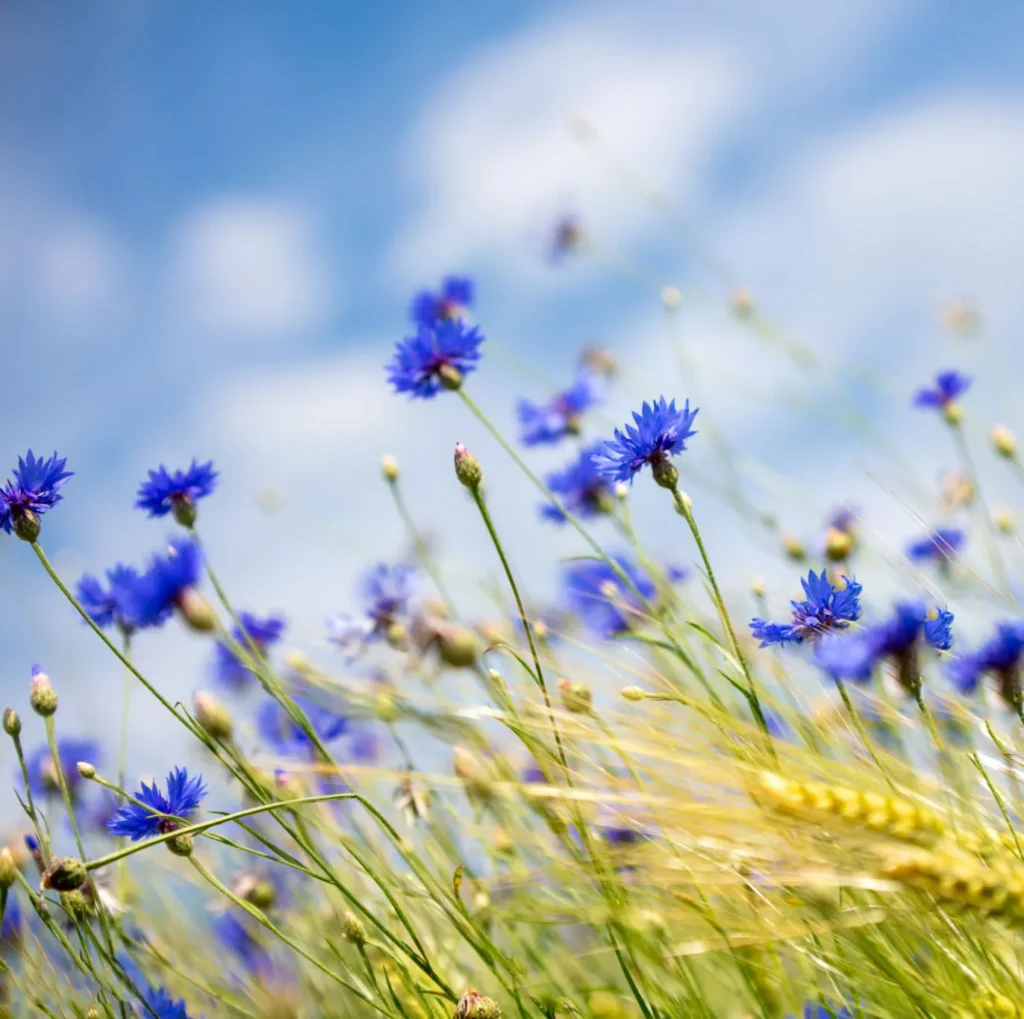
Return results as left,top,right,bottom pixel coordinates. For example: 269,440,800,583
392,18,746,281
33,221,122,319
175,198,331,339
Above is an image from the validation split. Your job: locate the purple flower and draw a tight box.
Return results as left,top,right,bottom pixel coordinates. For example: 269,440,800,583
950,621,1024,708
328,563,417,653
75,564,148,633
135,459,218,525
541,443,614,523
386,319,485,398
563,555,656,638
591,397,698,484
0,451,73,538
749,570,862,648
410,275,474,327
214,612,286,692
914,370,971,411
517,373,603,446
127,538,204,628
256,696,348,757
108,767,207,841
907,528,965,564
25,738,101,802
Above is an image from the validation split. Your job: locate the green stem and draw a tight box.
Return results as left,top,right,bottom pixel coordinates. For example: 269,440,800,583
835,679,898,793
387,476,456,613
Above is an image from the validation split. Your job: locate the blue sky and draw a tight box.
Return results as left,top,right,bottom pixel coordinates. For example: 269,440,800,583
2,1,1024,781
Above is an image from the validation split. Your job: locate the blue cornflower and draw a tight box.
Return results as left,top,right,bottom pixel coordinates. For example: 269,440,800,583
907,528,965,564
120,960,196,1019
591,397,698,485
128,538,205,629
794,1004,852,1019
135,459,218,526
107,767,207,841
914,370,971,412
517,372,603,446
949,621,1024,709
541,443,614,523
386,319,485,398
215,911,272,976
2,895,22,947
328,563,417,653
25,738,101,802
410,275,474,326
213,611,286,692
749,570,862,648
256,696,348,757
76,564,148,633
814,601,953,692
0,450,73,539
563,555,656,638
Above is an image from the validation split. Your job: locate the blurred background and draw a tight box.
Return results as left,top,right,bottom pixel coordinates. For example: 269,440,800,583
2,1,1023,783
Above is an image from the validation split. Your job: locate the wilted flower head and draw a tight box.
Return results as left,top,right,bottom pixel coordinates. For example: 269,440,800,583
949,621,1024,709
749,569,862,648
542,444,614,523
135,459,218,525
0,451,73,539
75,564,148,633
906,528,965,564
591,397,698,485
913,370,970,412
814,601,953,692
516,372,602,446
25,739,101,802
108,767,207,841
562,555,656,638
410,275,474,327
386,319,485,398
214,611,286,692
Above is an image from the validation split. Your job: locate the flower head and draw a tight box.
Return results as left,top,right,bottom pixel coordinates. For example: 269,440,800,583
0,451,73,539
328,563,417,654
516,372,603,446
907,528,965,564
914,370,971,411
549,214,585,260
796,1005,852,1019
215,911,272,976
410,275,474,326
950,621,1024,707
386,319,484,398
107,767,206,841
213,611,286,692
749,569,862,648
128,538,205,629
119,959,196,1019
563,554,656,638
541,444,614,523
76,564,148,633
24,738,101,802
591,397,698,485
135,459,218,526
256,696,348,757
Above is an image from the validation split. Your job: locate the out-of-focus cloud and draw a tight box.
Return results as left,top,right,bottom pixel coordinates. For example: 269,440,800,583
174,197,332,339
33,220,123,320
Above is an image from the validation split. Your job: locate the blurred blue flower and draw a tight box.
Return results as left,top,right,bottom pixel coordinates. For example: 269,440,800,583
76,564,149,633
256,696,348,756
410,275,474,326
907,528,965,564
386,319,484,398
108,767,207,841
1,894,22,947
135,459,218,519
914,370,971,410
750,570,862,648
591,397,698,484
827,506,858,535
25,738,101,802
563,555,656,638
214,911,272,976
0,450,73,535
120,960,196,1019
214,611,286,692
814,601,953,689
128,538,203,627
328,562,417,653
950,621,1024,707
517,372,602,446
795,1004,852,1019
542,443,614,523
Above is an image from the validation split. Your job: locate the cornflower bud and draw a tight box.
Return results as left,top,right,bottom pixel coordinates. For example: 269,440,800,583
166,833,194,857
42,857,87,892
435,622,480,668
76,761,95,780
620,686,646,702
60,889,93,923
0,848,17,890
991,424,1018,460
438,363,463,391
994,506,1015,535
341,909,366,945
614,481,629,501
782,533,807,561
29,667,57,717
943,401,963,426
177,588,217,632
651,458,679,491
750,575,767,598
824,526,854,562
194,691,233,741
730,287,755,319
558,678,592,714
454,988,502,1019
3,708,21,737
381,453,400,482
454,443,483,489
13,508,41,543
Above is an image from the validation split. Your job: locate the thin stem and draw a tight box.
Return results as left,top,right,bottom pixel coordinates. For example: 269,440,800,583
835,679,898,793
467,484,568,776
387,476,456,612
